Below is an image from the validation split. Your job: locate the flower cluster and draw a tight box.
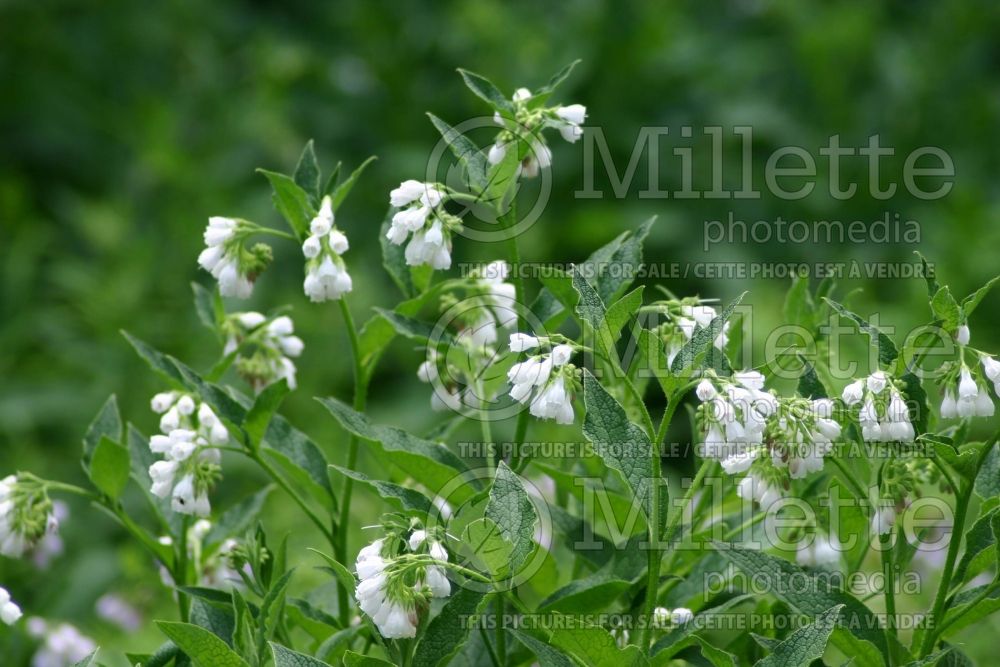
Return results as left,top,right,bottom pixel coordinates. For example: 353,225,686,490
939,357,997,419
222,312,304,391
0,475,58,559
651,300,729,366
795,532,841,567
355,525,451,639
651,606,694,628
697,371,841,506
149,392,227,517
842,371,915,442
198,217,272,298
507,335,578,424
457,260,518,347
487,87,586,177
26,618,96,667
385,181,458,270
303,195,353,302
0,587,21,625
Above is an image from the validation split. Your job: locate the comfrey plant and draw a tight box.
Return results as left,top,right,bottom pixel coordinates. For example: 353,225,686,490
4,63,1000,667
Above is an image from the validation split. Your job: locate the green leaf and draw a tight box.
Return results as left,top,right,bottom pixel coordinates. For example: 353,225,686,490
122,330,187,385
784,272,816,330
380,207,416,298
357,312,398,371
714,544,888,666
258,168,314,240
71,650,100,667
269,642,330,667
192,281,222,332
256,569,295,658
914,251,940,298
293,140,322,202
824,298,899,367
190,597,235,646
231,589,256,663
82,394,122,466
975,441,1000,499
309,549,358,594
412,588,488,667
689,635,738,667
551,625,648,667
205,486,274,549
243,379,289,450
459,518,514,580
89,435,131,500
532,59,583,104
343,651,395,666
670,293,745,375
126,425,182,536
538,572,631,613
953,507,999,585
156,621,249,667
329,465,433,514
330,156,376,211
753,604,842,667
318,397,474,502
510,629,577,667
484,462,538,574
797,354,828,399
427,112,488,193
457,68,513,112
902,649,953,666
582,370,654,522
372,307,455,347
651,594,754,658
931,286,962,332
962,274,1000,317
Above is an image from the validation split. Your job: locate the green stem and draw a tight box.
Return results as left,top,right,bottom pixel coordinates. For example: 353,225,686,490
881,534,898,666
496,597,507,666
917,439,995,657
177,515,190,622
337,297,369,626
933,578,1000,639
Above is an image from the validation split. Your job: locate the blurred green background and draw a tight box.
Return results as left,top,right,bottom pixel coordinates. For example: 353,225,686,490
3,0,1000,663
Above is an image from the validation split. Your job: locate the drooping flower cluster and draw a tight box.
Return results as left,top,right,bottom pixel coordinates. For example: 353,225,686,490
302,195,353,302
148,392,227,517
385,181,459,270
197,217,272,298
355,524,451,639
222,312,304,391
795,532,842,567
506,335,578,424
456,260,518,347
697,371,841,506
841,371,915,442
487,87,587,178
939,359,997,419
26,618,96,667
651,300,730,366
0,587,22,625
0,475,59,559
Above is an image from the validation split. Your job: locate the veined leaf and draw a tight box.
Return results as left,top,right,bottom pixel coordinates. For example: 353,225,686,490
89,435,130,500
330,465,433,514
412,588,489,667
484,462,538,574
670,293,745,375
293,140,321,202
344,651,395,666
270,642,330,667
824,298,898,367
510,629,577,667
330,156,376,211
458,68,513,113
82,394,122,466
962,274,1000,317
156,621,249,667
753,604,842,667
243,378,289,450
258,168,314,240
427,112,488,193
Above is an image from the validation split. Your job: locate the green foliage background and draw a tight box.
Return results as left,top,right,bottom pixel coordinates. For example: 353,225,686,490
2,0,999,663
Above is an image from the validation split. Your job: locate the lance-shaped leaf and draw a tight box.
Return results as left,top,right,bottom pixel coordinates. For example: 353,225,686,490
330,465,433,514
962,274,1000,317
373,307,456,347
192,281,223,333
824,298,899,367
270,642,329,667
484,462,538,574
330,156,376,211
510,630,577,667
89,436,130,500
258,169,314,240
82,394,122,466
156,621,249,667
582,370,654,522
457,68,513,113
952,507,1000,585
714,544,888,666
530,59,583,107
318,397,475,502
292,140,321,202
412,589,489,667
753,604,842,667
427,112,488,193
550,625,648,667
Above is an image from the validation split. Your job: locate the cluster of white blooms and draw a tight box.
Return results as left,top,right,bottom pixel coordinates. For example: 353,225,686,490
653,301,729,366
0,586,22,625
26,618,96,667
0,475,58,559
697,371,842,506
795,533,841,567
871,502,898,536
487,87,586,178
651,606,694,628
385,181,456,270
223,313,304,391
198,217,271,299
149,392,227,517
302,195,353,302
842,371,915,442
459,260,518,347
355,528,450,639
507,335,577,424
940,361,996,419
